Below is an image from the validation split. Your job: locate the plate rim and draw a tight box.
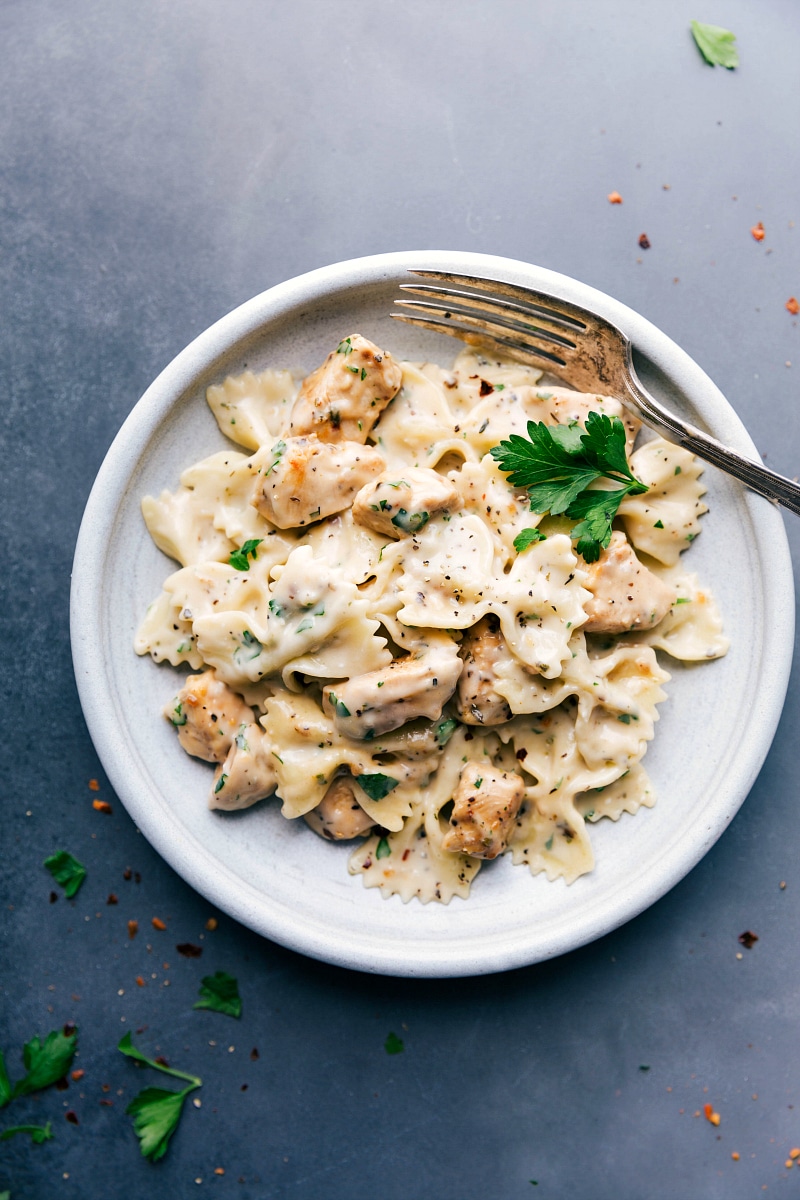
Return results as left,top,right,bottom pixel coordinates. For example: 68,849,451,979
70,250,795,977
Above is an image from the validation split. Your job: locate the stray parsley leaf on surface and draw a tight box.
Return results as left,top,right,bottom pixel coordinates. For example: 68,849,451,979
0,1122,53,1144
491,413,647,562
118,1033,202,1162
384,1032,404,1055
0,1052,10,1108
690,20,739,68
43,851,87,898
513,528,547,553
228,539,263,572
356,773,399,801
12,1028,78,1098
193,972,242,1019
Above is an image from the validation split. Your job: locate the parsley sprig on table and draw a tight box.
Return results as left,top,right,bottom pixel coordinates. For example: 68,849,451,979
118,1033,202,1162
491,413,648,562
690,20,739,69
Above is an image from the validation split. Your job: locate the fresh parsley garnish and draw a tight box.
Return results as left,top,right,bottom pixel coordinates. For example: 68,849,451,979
328,691,351,718
491,413,647,562
118,1032,202,1162
336,337,353,355
375,836,391,859
228,539,262,571
690,20,739,68
43,851,87,899
384,1032,404,1055
391,508,429,534
357,773,399,801
435,718,458,747
0,1121,53,1144
11,1027,78,1098
193,971,242,1018
513,528,547,553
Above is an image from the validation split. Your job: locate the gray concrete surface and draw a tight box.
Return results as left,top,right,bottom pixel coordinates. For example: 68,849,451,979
1,1,799,1196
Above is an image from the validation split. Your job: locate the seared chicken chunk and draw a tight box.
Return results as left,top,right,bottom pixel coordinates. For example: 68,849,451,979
166,670,253,763
252,436,384,529
303,775,375,840
322,639,463,739
288,334,402,442
210,722,277,811
456,616,514,725
441,762,525,860
352,467,459,538
582,531,674,634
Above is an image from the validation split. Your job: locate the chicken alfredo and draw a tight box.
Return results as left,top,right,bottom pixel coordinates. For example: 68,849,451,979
136,335,728,902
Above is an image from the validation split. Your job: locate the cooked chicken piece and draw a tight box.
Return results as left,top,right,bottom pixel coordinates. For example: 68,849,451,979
251,436,384,529
322,640,463,739
582,531,674,634
456,616,514,725
166,670,253,763
288,334,403,443
303,775,375,840
441,762,525,860
210,723,277,811
352,467,459,537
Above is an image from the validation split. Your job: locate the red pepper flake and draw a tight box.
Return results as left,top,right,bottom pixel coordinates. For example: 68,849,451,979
608,191,623,204
71,1069,85,1082
151,917,167,931
154,1056,169,1068
101,1083,111,1092
65,1110,79,1125
89,779,100,791
703,1103,721,1126
123,867,132,881
790,1148,800,1160
731,1152,740,1161
135,976,146,988
92,800,113,814
751,221,765,241
402,849,411,861
786,297,799,315
479,379,494,396
99,1099,113,1106
738,930,759,949
176,943,203,958
638,233,651,249
250,1047,259,1061
214,1169,225,1176
205,917,218,931
127,920,138,939
107,893,118,906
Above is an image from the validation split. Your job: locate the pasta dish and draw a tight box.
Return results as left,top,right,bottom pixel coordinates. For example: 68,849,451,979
135,335,727,902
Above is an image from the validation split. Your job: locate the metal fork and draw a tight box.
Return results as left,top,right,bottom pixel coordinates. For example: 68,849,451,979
391,270,800,517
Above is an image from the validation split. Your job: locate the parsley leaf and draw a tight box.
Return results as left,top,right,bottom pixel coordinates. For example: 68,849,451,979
126,1087,193,1162
12,1028,78,1098
0,1051,10,1109
118,1033,202,1162
375,836,391,859
435,718,458,747
384,1032,404,1055
228,538,262,571
690,20,739,68
492,413,647,561
193,971,242,1018
513,528,547,553
0,1121,53,1144
43,851,86,898
357,773,398,801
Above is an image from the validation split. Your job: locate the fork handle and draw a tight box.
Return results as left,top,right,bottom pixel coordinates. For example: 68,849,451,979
624,377,800,518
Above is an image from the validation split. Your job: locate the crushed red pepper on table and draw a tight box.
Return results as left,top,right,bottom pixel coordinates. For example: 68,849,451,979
607,191,623,204
92,800,112,814
177,943,203,958
127,920,138,939
751,221,765,241
787,297,799,315
738,930,759,949
88,779,100,791
151,917,167,931
703,1103,721,1126
638,233,651,249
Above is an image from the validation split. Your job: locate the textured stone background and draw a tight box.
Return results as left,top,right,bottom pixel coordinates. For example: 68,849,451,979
1,2,798,1196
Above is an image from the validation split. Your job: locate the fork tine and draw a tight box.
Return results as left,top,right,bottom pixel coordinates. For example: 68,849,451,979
409,270,590,332
399,282,583,339
394,292,577,352
390,311,569,370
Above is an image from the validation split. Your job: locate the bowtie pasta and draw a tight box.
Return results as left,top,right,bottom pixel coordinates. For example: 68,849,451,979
136,334,728,903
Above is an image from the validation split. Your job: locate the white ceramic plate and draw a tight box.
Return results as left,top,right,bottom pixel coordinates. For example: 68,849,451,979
71,251,794,977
